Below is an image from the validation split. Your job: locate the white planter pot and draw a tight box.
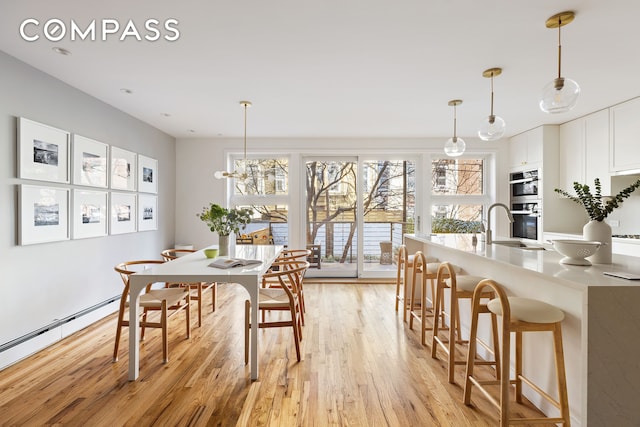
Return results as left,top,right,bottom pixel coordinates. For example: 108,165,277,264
583,220,612,264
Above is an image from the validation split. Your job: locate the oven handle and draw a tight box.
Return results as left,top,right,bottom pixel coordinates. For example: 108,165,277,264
509,177,537,184
510,210,540,215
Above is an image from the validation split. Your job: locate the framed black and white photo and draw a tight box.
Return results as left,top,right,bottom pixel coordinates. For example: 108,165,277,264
19,184,70,245
137,155,158,194
137,194,158,231
18,117,70,183
72,189,108,239
109,192,137,234
73,135,108,188
110,146,136,191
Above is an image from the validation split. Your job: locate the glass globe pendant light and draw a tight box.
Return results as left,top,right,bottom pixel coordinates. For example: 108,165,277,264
539,11,580,114
478,67,506,141
444,100,466,157
214,101,252,180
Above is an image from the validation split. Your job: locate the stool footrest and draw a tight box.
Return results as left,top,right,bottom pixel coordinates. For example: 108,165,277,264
517,375,562,410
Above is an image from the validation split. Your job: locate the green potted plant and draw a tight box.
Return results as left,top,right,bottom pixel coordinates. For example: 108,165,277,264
197,203,253,255
554,177,640,263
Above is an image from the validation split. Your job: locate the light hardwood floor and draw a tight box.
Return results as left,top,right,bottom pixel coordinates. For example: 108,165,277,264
0,282,554,426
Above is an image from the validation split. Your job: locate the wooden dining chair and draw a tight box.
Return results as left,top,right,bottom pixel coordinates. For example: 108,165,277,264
113,260,190,363
245,260,309,364
264,248,312,319
161,248,217,327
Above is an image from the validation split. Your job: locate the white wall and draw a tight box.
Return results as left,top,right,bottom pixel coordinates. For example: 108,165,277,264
175,137,510,249
0,51,176,349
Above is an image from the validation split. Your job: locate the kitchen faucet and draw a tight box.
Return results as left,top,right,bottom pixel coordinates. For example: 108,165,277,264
485,203,514,245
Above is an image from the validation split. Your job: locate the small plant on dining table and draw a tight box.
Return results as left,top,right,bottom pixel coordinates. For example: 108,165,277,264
197,203,253,236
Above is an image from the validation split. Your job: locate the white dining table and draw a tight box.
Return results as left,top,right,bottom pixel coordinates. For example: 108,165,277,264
127,244,283,381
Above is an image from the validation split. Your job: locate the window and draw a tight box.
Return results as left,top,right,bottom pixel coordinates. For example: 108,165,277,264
233,158,288,196
231,157,290,245
430,158,486,234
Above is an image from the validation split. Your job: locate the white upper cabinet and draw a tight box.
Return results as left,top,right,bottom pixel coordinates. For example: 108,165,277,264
559,117,585,191
610,97,640,173
509,127,543,170
559,109,610,194
584,109,610,193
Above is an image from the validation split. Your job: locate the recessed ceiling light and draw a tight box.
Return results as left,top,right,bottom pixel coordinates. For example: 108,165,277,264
120,88,133,94
52,47,71,56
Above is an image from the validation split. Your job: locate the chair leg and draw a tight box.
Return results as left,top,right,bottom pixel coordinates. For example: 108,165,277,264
244,300,250,365
395,260,402,312
463,294,481,406
290,305,301,362
112,309,125,362
447,290,457,384
141,308,148,341
431,280,444,358
490,311,501,380
212,283,217,312
161,301,169,363
185,292,191,339
197,284,203,327
553,323,571,427
515,330,523,403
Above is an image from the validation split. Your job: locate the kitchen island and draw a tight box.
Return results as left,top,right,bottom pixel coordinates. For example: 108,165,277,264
405,233,640,427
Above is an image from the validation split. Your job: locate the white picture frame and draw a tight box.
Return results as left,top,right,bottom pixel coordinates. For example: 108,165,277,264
109,192,137,235
72,189,108,239
18,117,70,183
137,155,158,194
72,135,108,188
19,185,70,245
110,147,136,191
137,194,158,231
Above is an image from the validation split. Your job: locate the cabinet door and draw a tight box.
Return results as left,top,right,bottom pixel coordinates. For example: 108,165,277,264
509,132,528,169
610,97,640,172
584,109,611,194
559,119,584,191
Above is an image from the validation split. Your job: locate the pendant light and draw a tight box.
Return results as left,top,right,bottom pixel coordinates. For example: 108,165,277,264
444,100,465,157
215,101,252,179
478,67,506,141
539,11,580,114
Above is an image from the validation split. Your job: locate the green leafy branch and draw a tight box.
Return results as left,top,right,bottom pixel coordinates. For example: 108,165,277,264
197,203,253,236
554,178,640,221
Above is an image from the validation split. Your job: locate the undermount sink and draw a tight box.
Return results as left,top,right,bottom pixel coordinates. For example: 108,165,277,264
492,240,546,250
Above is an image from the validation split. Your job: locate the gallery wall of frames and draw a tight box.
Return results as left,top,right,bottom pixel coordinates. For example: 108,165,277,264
17,117,159,245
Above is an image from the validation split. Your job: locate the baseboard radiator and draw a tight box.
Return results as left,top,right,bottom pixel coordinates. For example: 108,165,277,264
0,295,119,368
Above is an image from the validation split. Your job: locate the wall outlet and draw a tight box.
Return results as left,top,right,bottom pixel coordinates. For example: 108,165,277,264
608,219,620,227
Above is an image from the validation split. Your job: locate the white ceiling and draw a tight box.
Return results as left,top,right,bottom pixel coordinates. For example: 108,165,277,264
1,0,639,140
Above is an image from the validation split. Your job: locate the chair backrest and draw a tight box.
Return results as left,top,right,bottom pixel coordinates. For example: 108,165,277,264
277,249,312,261
114,260,165,295
264,260,309,296
161,248,196,261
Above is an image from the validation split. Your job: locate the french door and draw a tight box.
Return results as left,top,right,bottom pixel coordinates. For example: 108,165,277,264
304,156,417,278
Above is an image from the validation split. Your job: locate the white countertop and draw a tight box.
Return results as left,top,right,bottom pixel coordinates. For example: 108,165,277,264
408,233,640,289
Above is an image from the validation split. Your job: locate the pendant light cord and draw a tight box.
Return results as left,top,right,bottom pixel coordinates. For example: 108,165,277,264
557,17,563,80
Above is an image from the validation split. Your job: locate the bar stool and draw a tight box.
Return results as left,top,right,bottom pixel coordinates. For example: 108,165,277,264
395,245,414,321
463,279,570,427
431,263,500,384
408,254,459,345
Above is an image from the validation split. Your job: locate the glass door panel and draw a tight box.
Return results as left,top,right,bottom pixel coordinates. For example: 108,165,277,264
304,159,357,278
361,160,416,276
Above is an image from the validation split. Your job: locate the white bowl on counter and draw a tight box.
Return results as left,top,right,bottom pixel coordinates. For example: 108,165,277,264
552,239,602,266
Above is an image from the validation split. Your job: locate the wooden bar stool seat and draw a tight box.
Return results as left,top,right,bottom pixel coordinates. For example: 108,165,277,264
464,279,570,427
431,263,500,384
